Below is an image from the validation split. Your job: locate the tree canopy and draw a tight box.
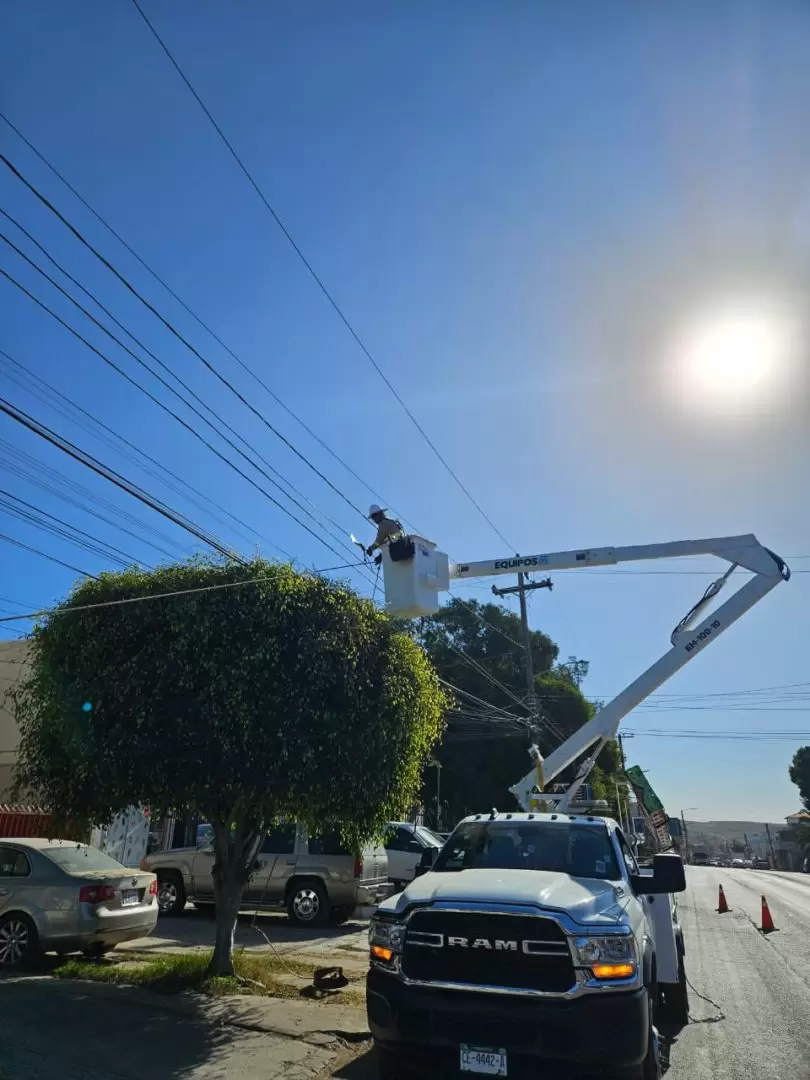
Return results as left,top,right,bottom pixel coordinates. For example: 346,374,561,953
789,745,810,811
13,558,447,972
415,597,617,824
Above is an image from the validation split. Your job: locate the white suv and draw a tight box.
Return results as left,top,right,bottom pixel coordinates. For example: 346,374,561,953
384,823,445,889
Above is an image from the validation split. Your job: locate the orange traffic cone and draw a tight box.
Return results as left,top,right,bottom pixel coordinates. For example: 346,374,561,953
760,895,777,934
717,884,730,914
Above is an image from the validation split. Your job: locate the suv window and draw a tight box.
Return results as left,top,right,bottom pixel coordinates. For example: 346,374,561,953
308,828,351,856
433,822,621,880
0,847,31,877
384,827,415,852
260,825,297,855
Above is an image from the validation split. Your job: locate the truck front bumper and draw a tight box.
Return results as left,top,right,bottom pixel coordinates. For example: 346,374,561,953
367,968,650,1074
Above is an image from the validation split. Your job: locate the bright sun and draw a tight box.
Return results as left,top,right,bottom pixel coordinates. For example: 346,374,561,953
671,302,800,413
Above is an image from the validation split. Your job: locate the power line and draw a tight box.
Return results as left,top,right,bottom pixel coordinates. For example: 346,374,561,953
0,438,185,562
0,396,245,563
0,109,405,525
1,211,353,546
441,641,532,716
0,264,362,571
0,560,368,623
0,348,281,556
1,152,369,524
0,487,150,569
127,3,510,549
0,230,354,553
437,676,529,728
625,729,810,741
0,530,96,579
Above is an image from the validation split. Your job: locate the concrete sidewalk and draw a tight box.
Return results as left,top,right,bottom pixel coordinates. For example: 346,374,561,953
0,975,370,1080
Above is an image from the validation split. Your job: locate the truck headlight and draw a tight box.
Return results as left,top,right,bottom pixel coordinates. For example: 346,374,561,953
369,916,405,963
572,935,637,979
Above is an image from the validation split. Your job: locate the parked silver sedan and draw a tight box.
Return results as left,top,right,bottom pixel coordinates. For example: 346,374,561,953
0,838,158,968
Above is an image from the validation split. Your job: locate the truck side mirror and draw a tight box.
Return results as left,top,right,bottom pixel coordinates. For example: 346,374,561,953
632,853,686,895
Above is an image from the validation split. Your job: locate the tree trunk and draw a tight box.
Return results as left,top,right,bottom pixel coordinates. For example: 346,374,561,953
209,875,243,977
207,821,258,978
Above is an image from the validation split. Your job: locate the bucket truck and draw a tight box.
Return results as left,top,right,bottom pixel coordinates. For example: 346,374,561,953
366,533,788,1079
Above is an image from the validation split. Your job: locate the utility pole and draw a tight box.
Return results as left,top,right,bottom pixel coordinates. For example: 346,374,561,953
680,810,690,863
765,822,776,868
491,573,553,721
429,759,442,832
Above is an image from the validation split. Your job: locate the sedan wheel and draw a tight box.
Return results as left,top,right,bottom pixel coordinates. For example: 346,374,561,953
156,873,186,916
0,914,37,969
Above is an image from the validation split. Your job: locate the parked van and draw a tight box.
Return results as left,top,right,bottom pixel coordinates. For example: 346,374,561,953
142,822,390,926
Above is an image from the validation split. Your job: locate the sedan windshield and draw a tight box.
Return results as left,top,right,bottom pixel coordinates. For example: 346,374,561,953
432,821,621,880
43,843,127,874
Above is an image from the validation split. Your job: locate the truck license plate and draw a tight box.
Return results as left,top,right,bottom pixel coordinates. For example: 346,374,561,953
460,1045,507,1075
121,890,138,907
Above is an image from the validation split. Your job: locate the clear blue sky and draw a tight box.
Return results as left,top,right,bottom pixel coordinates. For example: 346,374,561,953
2,1,809,822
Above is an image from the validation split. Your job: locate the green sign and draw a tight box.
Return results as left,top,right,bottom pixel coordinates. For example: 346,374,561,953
626,766,665,814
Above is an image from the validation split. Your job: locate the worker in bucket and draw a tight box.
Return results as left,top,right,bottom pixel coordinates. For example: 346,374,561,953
366,505,404,557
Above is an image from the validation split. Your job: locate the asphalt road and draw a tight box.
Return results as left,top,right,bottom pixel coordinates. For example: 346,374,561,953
658,866,810,1080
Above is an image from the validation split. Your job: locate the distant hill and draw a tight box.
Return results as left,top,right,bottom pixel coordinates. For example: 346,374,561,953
685,820,784,850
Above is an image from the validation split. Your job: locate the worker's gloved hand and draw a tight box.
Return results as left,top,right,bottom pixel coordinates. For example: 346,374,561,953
366,546,374,556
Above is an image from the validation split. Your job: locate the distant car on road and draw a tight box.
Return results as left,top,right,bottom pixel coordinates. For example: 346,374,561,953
0,838,158,969
384,823,445,889
143,822,390,926
752,857,771,870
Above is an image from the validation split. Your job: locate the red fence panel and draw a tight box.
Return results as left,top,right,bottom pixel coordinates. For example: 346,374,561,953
0,805,53,838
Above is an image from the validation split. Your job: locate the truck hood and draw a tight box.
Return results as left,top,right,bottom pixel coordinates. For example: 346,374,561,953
144,846,198,866
385,869,631,927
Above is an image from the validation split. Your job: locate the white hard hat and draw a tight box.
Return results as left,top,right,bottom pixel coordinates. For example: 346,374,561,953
368,504,386,518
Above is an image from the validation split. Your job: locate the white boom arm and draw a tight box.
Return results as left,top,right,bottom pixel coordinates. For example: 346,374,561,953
381,533,789,812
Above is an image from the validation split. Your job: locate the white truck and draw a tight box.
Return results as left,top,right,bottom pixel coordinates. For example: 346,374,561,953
367,533,789,1078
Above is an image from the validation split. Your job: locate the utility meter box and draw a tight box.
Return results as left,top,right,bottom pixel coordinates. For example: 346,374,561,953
382,536,449,617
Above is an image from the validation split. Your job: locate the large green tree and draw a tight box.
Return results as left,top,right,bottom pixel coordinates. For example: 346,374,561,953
13,559,447,975
416,598,613,824
789,746,810,811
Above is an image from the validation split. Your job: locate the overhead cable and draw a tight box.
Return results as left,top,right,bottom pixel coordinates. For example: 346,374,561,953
0,531,97,578
0,265,363,571
0,348,279,555
1,212,352,544
0,560,369,623
1,152,369,523
125,5,511,548
0,396,245,563
0,109,404,523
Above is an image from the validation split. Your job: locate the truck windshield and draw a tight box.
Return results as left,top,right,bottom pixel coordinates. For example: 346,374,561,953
432,821,621,880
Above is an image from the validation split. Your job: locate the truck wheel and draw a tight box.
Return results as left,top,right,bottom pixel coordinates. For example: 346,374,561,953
156,871,186,916
286,880,329,926
618,995,661,1080
375,1044,403,1079
640,1012,662,1080
662,953,690,1027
